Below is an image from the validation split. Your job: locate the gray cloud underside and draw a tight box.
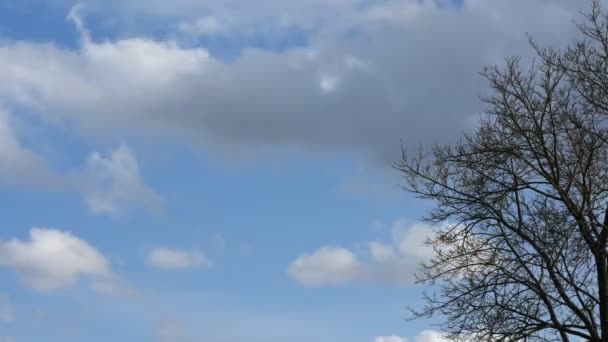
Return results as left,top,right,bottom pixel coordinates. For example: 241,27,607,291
0,0,588,164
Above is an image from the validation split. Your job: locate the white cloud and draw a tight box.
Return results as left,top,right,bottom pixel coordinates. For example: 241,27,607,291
369,241,397,262
0,228,111,292
84,39,208,86
0,106,159,216
394,221,435,260
288,247,363,286
84,144,162,216
415,330,450,342
289,219,435,287
319,73,341,94
374,331,449,342
0,0,585,166
374,336,408,342
0,294,12,323
146,248,210,270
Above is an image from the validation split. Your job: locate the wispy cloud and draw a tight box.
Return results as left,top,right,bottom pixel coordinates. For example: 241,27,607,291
83,145,162,217
146,248,211,270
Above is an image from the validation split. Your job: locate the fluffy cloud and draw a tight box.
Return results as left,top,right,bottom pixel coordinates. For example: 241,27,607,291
0,0,587,166
288,247,363,286
415,331,450,342
146,248,211,270
374,331,449,342
374,336,408,342
289,219,435,287
83,145,162,216
0,228,111,292
394,222,436,260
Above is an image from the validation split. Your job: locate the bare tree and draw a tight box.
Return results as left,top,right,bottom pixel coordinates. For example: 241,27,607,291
396,3,608,341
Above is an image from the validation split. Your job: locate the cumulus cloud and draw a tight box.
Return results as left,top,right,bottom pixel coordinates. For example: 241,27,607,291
146,248,211,270
288,247,363,286
289,219,435,287
374,331,449,342
374,336,408,342
415,330,450,342
0,228,111,292
0,0,587,166
394,221,436,260
83,144,162,216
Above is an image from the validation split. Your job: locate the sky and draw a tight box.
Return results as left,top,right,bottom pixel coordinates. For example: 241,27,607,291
0,0,595,341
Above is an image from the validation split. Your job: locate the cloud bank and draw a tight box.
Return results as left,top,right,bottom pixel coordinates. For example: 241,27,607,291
0,0,587,167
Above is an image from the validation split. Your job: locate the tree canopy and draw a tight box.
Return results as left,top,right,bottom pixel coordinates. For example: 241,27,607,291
397,2,608,341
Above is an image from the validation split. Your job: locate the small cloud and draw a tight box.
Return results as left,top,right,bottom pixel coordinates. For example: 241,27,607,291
288,247,363,286
319,73,341,94
289,219,435,287
415,330,450,342
374,336,408,342
67,3,91,44
146,248,211,270
83,144,162,217
374,331,449,342
0,228,112,292
0,108,160,218
345,55,371,71
178,16,226,37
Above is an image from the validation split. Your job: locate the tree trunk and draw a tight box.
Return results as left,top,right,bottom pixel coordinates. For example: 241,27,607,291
597,252,608,341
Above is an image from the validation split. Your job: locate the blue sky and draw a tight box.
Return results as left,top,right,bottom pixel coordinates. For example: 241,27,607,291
0,0,591,341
